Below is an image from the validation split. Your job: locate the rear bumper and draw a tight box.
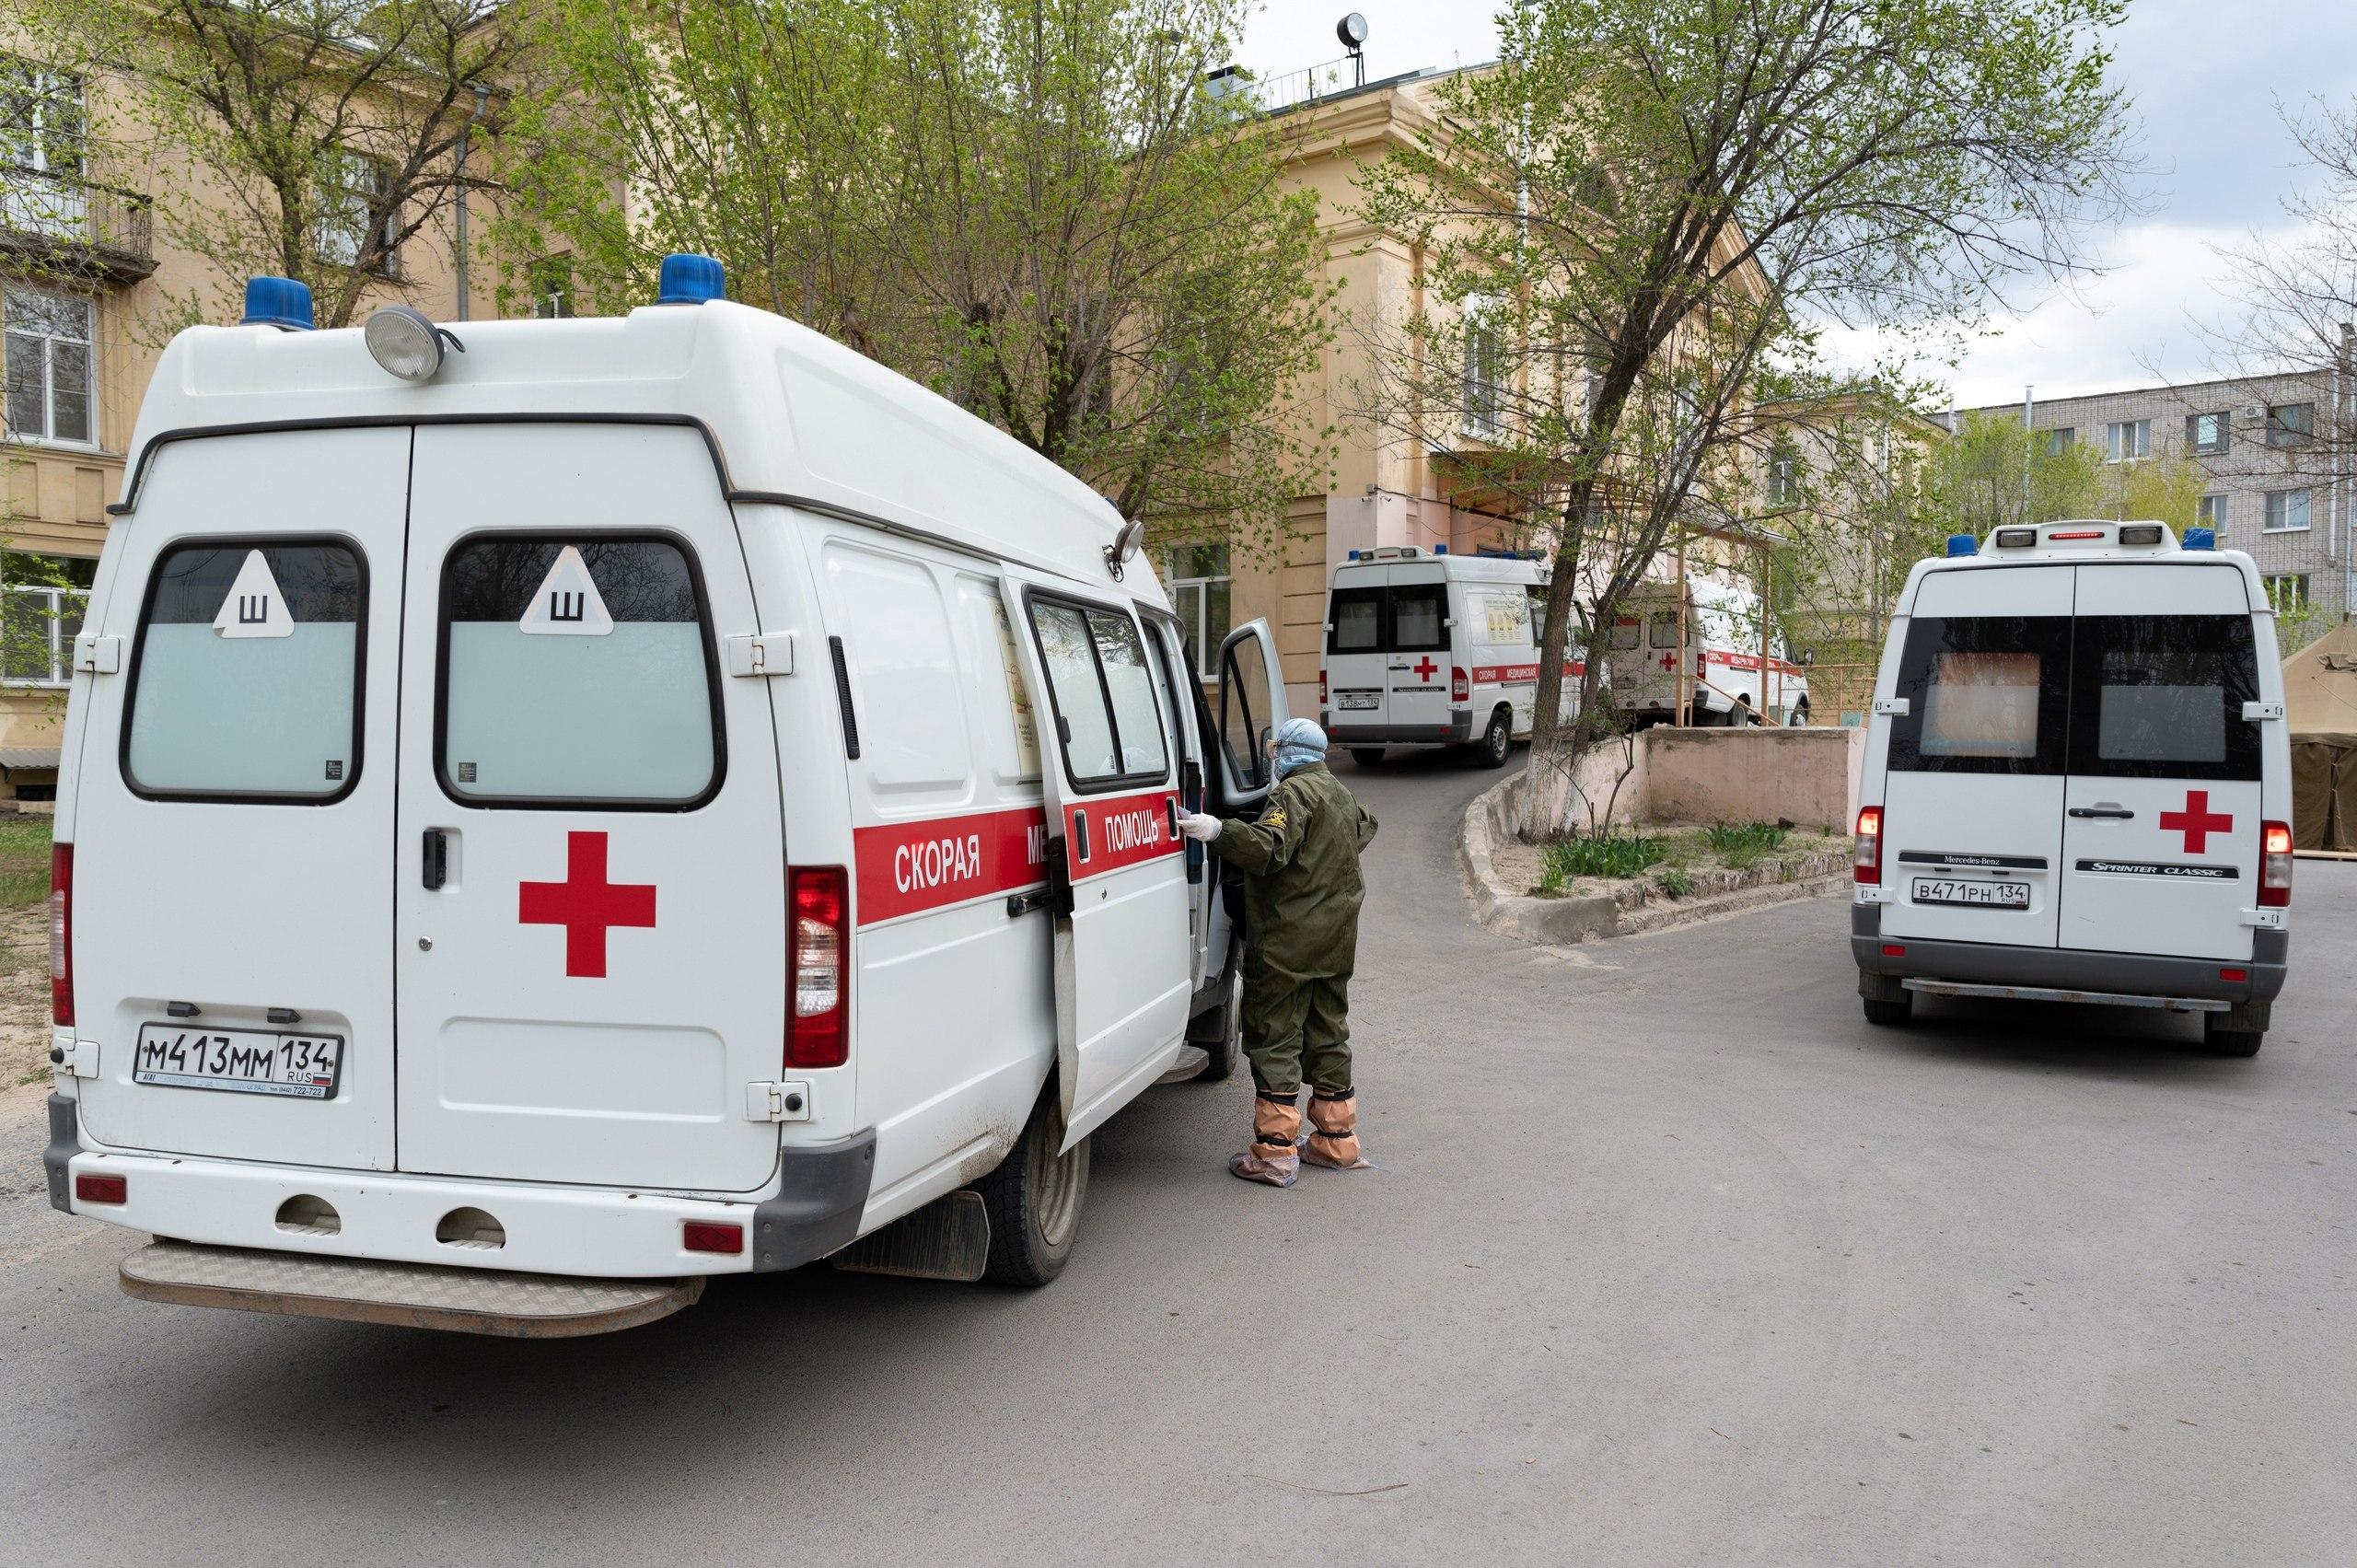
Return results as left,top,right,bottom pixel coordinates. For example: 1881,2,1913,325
56,1119,876,1280
1850,903,2289,1004
1319,711,1474,748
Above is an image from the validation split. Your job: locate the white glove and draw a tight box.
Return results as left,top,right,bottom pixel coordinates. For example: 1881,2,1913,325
1176,811,1223,843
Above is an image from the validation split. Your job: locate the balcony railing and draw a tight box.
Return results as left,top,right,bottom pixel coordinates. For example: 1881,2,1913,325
0,167,157,283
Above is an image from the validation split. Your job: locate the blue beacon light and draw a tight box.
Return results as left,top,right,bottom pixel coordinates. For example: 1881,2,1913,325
1945,533,1979,558
240,276,315,331
656,252,727,305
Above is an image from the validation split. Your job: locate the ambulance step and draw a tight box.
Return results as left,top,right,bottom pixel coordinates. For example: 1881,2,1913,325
830,1190,989,1283
119,1240,703,1338
1900,978,2229,1013
1155,1046,1211,1086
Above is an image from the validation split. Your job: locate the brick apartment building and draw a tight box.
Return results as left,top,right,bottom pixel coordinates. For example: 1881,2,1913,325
1963,369,2352,623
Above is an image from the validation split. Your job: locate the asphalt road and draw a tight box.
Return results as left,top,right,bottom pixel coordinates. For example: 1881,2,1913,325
4,751,2353,1566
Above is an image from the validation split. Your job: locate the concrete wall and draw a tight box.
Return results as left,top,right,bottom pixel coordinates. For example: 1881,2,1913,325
1520,724,1865,838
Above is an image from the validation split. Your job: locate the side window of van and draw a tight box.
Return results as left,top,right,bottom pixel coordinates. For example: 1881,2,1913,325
1029,598,1168,790
1648,610,1679,649
1329,587,1383,653
438,536,720,806
1220,630,1271,791
1473,589,1531,647
2069,615,2260,781
1886,616,2072,774
1608,616,1641,651
124,540,365,800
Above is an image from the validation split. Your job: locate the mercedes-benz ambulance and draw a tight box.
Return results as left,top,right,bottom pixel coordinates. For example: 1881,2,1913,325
1604,575,1810,726
1318,546,1581,767
41,257,1291,1335
1851,520,2293,1055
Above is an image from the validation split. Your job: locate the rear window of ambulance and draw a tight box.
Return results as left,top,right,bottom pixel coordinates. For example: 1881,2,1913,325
2071,615,2260,781
1885,616,2072,775
124,540,365,800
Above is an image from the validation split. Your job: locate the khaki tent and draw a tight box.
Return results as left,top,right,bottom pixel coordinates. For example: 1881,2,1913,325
2284,621,2357,852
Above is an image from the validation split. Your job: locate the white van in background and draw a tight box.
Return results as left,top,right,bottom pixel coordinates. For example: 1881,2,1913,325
1319,547,1581,768
42,259,1290,1336
1605,576,1810,726
1852,520,2293,1055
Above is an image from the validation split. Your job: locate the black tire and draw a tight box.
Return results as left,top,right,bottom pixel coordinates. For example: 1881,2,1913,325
971,1086,1090,1286
1474,708,1513,769
1348,748,1385,767
1863,995,1913,1027
2204,1016,2264,1057
1188,963,1240,1083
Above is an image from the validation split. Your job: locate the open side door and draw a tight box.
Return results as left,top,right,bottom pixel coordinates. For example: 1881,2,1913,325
1214,619,1291,812
997,574,1192,1150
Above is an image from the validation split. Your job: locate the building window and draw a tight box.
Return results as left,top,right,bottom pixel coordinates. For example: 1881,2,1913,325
2195,494,2227,533
2187,412,2229,455
2263,488,2311,532
2046,426,2075,455
1,553,93,687
2,285,94,445
1462,297,1504,440
1166,541,1231,680
1766,441,1799,507
316,150,397,273
2265,575,2310,615
2266,401,2314,447
2104,420,2150,462
528,255,575,319
0,58,87,242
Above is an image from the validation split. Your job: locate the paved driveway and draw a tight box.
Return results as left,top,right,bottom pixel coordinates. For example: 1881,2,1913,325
3,750,2351,1566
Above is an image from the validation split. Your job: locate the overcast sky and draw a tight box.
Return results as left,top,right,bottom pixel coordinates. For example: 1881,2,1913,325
1240,0,2357,409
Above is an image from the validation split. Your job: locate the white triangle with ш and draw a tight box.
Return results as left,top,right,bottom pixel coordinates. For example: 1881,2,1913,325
212,549,295,639
519,545,614,636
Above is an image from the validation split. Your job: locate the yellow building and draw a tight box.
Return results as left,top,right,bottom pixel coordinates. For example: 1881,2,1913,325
0,36,497,797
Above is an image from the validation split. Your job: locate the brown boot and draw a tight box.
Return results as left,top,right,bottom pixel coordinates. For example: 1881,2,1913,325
1302,1088,1372,1170
1229,1091,1301,1187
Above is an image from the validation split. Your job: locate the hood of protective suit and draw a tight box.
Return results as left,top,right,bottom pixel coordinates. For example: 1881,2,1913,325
1271,716,1329,780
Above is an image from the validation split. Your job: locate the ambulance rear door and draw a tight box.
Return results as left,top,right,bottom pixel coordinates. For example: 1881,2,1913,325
68,428,404,1170
1383,562,1452,737
999,572,1192,1147
1875,565,2073,949
1324,566,1388,726
2055,563,2263,961
393,424,786,1194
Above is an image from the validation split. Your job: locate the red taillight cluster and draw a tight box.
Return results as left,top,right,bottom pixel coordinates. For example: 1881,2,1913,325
50,842,72,1028
1451,667,1470,703
1318,668,1328,705
1853,807,1883,885
786,865,850,1068
2258,820,2293,908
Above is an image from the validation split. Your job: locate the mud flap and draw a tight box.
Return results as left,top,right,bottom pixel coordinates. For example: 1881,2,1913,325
828,1190,990,1283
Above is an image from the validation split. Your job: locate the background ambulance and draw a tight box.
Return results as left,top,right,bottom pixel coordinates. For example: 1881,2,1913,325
1319,547,1581,767
1604,576,1810,726
41,259,1291,1334
1851,520,2293,1055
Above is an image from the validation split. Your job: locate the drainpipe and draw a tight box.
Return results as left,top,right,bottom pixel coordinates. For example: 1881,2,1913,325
453,82,490,320
2342,323,2353,620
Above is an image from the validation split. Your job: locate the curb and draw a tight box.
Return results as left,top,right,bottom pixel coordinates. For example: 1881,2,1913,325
1458,770,1847,946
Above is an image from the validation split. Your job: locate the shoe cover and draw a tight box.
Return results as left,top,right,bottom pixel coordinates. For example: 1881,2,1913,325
1233,1093,1301,1186
1228,1145,1299,1187
1302,1088,1372,1170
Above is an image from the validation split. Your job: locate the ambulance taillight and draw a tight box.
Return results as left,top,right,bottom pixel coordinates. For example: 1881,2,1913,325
1318,669,1328,705
1451,667,1469,703
2259,821,2293,908
787,865,850,1067
49,842,72,1028
1853,807,1883,886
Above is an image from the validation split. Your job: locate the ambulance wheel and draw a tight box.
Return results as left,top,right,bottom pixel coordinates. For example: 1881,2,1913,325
1474,708,1513,769
2203,1016,2264,1057
1862,995,1913,1027
974,1086,1090,1286
1348,748,1386,767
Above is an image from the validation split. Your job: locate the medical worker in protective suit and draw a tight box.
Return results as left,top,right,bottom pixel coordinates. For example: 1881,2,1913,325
1176,717,1379,1188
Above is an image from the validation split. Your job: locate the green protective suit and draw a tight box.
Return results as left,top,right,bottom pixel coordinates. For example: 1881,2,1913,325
1211,761,1379,1097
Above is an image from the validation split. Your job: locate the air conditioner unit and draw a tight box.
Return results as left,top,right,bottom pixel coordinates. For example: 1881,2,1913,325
2240,402,2266,422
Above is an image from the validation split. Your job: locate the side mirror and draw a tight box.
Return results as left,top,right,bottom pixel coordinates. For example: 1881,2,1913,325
1796,650,1815,668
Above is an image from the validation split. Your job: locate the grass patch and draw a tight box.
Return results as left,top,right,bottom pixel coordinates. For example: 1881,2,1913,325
1702,820,1790,855
1539,833,1666,893
1655,866,1698,899
0,814,51,908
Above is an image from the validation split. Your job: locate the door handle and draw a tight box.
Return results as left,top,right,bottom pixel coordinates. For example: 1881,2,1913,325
1005,889,1051,917
422,828,450,889
2068,806,2135,819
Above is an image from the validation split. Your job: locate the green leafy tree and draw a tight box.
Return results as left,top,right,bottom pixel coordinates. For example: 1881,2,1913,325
1351,0,2131,793
1922,410,2106,535
500,0,1338,556
17,0,529,331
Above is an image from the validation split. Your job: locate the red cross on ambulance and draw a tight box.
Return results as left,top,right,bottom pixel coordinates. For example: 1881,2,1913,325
519,830,658,977
2158,789,2234,855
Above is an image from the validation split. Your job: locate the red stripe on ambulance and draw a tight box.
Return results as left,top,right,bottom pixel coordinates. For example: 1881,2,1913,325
1066,788,1183,877
853,805,1049,925
1466,661,1588,685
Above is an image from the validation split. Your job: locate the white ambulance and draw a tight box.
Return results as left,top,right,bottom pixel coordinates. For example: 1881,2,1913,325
1318,546,1581,767
41,258,1292,1335
1604,576,1810,726
1852,521,2293,1055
